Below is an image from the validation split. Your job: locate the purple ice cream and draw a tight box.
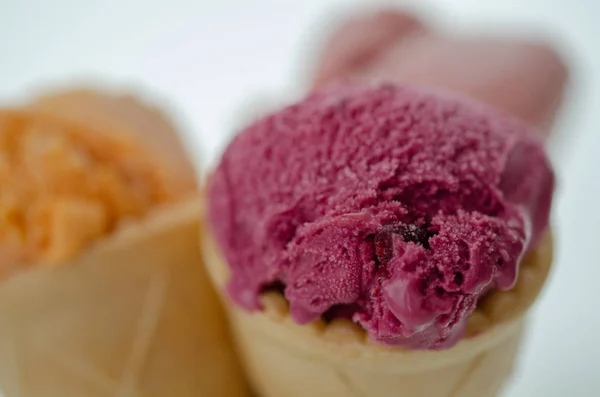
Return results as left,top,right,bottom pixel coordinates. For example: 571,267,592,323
208,83,554,350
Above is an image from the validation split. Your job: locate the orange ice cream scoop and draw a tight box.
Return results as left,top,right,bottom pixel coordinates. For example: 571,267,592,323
31,89,197,195
0,91,195,275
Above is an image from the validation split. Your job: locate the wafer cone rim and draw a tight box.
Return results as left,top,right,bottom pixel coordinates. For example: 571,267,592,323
1,195,203,288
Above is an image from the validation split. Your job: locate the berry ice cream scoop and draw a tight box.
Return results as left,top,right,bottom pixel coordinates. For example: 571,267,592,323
208,82,553,350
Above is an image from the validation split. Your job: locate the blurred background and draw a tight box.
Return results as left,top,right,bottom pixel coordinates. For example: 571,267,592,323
0,0,598,395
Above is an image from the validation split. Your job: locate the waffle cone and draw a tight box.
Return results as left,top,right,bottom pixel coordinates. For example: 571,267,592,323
202,225,552,397
0,199,250,397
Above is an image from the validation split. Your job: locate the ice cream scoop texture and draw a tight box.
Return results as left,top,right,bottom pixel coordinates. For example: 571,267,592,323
208,83,553,349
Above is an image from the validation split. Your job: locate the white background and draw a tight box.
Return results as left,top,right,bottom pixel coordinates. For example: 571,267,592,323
0,0,598,396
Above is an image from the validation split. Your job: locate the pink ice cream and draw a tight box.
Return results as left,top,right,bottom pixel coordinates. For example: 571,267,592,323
208,83,554,350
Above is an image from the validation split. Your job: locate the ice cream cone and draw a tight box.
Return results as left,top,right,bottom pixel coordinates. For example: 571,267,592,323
0,90,250,396
202,224,552,397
